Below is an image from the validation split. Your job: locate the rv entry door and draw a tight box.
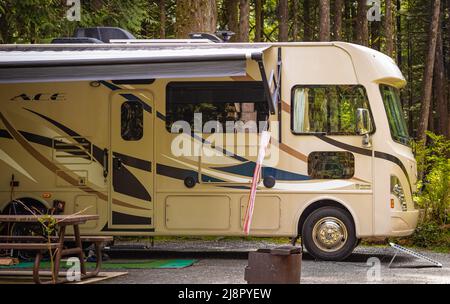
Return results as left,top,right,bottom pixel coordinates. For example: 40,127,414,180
109,89,154,230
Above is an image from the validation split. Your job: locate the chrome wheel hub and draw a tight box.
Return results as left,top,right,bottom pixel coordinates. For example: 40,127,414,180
312,217,348,252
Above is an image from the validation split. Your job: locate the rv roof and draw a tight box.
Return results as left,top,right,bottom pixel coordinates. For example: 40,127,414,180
110,39,215,44
0,41,405,88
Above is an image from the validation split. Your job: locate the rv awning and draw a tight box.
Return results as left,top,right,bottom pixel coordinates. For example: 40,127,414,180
0,44,270,83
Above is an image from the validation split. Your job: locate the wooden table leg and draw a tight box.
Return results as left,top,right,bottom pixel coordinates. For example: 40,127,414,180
73,224,86,275
90,242,103,277
52,225,66,283
33,251,43,284
77,241,104,279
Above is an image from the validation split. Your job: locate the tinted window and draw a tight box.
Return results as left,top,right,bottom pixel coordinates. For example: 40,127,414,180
166,82,269,133
308,151,355,179
292,85,372,135
121,101,143,141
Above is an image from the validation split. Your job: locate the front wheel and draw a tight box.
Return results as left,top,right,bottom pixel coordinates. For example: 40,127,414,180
302,207,356,261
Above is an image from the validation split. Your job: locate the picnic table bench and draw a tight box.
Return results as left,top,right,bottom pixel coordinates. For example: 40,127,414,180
0,215,112,284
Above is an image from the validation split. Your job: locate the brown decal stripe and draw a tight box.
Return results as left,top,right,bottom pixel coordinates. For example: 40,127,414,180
316,134,412,192
112,199,149,211
273,140,308,162
24,108,104,163
281,100,290,113
316,135,373,156
0,112,97,195
0,112,148,211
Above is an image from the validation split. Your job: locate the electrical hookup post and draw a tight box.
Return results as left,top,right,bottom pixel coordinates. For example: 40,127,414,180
243,130,271,235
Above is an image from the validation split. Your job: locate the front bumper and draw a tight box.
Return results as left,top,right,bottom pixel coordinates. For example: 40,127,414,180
388,210,419,236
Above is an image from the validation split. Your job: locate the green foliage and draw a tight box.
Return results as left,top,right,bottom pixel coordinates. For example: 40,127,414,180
414,132,450,224
411,132,450,248
0,0,63,43
0,0,152,43
411,221,445,248
79,0,149,37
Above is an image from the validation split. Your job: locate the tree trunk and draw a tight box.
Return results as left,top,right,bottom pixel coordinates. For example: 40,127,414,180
384,0,394,57
355,0,369,45
447,0,450,136
396,0,402,67
333,0,343,41
0,11,10,44
278,0,289,41
351,1,358,42
175,0,217,39
255,0,262,42
417,0,441,141
371,17,381,50
291,0,301,41
238,0,250,42
319,0,330,41
343,0,352,41
303,0,312,41
159,0,166,39
434,30,449,138
224,0,239,41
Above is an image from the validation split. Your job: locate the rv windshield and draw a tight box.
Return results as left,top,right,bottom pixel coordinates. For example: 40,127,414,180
380,85,410,146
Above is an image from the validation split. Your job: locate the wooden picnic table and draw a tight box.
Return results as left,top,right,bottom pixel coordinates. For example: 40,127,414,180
0,214,111,284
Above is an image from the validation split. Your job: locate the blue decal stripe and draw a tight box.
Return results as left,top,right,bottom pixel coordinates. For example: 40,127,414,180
212,161,310,181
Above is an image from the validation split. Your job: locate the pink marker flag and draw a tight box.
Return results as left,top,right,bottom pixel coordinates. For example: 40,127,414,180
243,131,271,235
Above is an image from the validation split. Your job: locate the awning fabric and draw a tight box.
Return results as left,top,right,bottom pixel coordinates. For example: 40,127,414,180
0,44,270,83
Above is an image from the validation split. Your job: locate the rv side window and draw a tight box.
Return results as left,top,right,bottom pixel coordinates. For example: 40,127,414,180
166,81,269,133
121,101,143,141
308,151,355,179
291,85,372,135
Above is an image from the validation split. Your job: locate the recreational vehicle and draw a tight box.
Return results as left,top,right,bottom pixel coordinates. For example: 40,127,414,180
0,36,419,260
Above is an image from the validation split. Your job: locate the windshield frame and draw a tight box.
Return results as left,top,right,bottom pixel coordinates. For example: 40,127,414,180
379,84,410,146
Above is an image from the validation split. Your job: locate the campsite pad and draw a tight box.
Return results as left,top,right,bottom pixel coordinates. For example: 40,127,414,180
0,259,197,270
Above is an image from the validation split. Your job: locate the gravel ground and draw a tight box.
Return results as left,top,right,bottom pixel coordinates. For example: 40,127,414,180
97,239,450,284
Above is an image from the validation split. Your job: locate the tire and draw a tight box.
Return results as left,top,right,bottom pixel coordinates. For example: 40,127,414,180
1,199,48,261
301,207,356,261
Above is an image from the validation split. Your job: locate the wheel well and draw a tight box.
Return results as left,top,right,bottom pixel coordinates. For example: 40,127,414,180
1,197,49,215
297,199,355,237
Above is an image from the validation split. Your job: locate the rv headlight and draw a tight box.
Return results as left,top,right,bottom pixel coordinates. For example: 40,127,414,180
391,175,407,211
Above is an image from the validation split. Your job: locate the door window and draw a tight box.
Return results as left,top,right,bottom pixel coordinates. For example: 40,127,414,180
121,101,143,141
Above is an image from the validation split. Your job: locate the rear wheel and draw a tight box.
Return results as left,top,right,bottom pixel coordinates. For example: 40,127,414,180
1,199,48,261
302,207,356,261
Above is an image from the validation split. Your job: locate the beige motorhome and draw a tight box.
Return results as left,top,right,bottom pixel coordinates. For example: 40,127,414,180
0,40,419,260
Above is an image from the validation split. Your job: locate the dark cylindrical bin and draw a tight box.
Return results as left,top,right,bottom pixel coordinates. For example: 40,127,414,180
244,245,302,284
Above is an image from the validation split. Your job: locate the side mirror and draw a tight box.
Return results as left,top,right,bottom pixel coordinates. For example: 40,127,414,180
356,108,372,135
